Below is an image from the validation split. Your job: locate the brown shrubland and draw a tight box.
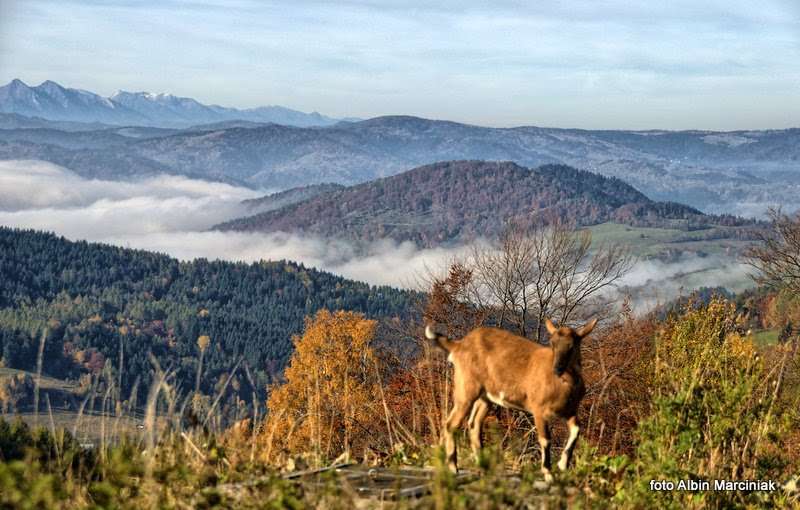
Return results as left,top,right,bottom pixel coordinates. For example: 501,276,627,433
579,301,657,455
244,216,799,510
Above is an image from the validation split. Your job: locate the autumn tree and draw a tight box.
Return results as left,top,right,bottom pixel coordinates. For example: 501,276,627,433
423,262,487,338
261,310,384,463
0,373,34,414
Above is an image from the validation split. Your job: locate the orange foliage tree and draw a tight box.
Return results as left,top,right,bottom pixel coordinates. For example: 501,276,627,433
261,310,385,463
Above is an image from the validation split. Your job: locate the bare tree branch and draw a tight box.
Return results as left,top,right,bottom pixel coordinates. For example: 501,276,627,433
745,208,800,294
468,218,633,341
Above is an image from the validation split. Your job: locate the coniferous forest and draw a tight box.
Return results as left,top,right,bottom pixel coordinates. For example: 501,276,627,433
0,227,416,399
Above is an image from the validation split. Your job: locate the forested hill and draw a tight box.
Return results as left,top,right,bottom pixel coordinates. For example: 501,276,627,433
216,160,716,247
241,182,346,216
0,228,415,397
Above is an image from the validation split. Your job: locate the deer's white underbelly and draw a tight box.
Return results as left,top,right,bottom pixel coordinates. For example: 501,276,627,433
486,391,525,411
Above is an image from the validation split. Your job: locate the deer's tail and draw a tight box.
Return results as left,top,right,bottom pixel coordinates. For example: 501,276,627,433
425,325,457,352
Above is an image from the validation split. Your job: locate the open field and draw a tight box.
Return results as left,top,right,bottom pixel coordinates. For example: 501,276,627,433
1,368,153,447
0,367,81,394
752,328,781,346
588,222,757,306
8,410,146,447
588,222,755,259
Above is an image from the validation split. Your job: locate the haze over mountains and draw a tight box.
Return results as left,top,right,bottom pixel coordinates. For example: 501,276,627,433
0,79,347,127
0,97,797,215
0,153,756,304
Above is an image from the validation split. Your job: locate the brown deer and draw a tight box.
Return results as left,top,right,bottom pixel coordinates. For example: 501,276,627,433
425,318,597,481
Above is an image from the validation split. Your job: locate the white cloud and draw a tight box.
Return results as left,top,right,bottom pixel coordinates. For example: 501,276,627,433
0,160,264,236
95,231,469,289
0,160,467,288
616,255,754,312
0,160,753,302
0,160,259,211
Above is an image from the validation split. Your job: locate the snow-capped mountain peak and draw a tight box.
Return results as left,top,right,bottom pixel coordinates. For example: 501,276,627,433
1,79,346,127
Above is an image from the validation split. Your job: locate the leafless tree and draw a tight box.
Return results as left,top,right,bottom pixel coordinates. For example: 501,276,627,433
745,208,800,293
468,218,633,341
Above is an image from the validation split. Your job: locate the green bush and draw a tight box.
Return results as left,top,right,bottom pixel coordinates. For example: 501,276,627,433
616,299,794,508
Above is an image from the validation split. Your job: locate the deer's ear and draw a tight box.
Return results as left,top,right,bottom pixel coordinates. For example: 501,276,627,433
545,319,558,335
578,318,598,338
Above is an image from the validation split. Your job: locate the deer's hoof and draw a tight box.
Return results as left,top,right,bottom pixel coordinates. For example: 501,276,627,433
543,471,554,483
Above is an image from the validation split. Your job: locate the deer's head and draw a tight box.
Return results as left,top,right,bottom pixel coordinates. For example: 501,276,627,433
545,318,598,376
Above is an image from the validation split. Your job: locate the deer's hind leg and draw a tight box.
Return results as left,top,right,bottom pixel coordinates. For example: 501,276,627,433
443,367,480,473
468,397,490,462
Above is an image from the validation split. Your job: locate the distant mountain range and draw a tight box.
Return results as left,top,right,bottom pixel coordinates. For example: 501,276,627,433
0,79,349,127
0,106,798,214
215,160,736,247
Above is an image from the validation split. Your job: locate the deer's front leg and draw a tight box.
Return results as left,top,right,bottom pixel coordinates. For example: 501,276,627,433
468,398,489,463
533,411,553,482
558,416,580,471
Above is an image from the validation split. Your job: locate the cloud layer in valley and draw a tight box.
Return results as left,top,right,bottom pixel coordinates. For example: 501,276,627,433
0,160,753,301
616,256,753,312
0,159,261,233
0,160,467,288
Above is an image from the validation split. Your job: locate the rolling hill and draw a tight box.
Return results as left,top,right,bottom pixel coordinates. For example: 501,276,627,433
215,160,720,247
241,183,346,216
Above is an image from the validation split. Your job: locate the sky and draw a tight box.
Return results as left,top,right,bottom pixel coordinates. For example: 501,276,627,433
0,0,798,129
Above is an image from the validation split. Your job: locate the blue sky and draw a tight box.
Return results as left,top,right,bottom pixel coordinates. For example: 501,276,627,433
0,0,798,129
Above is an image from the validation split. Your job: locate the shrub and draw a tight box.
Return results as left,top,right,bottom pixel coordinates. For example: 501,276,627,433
618,298,794,508
581,305,657,456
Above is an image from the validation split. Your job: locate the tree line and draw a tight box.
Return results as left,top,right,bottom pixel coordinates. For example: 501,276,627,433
0,227,417,402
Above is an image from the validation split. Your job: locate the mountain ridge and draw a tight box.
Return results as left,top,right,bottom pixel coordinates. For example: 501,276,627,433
1,112,799,214
241,183,347,216
0,79,348,128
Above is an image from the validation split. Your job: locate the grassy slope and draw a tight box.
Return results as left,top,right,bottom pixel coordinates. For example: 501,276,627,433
588,222,757,300
587,222,753,258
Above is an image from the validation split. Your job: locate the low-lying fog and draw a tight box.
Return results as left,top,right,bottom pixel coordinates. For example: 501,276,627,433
0,160,753,307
